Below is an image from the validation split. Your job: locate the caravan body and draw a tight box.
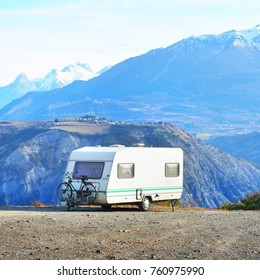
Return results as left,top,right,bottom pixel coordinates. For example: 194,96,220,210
64,146,184,209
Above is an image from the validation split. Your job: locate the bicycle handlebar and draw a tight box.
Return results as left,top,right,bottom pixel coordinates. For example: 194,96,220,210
65,172,89,182
81,175,89,181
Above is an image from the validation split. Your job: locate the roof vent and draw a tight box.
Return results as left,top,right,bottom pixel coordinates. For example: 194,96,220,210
109,144,125,147
132,143,145,147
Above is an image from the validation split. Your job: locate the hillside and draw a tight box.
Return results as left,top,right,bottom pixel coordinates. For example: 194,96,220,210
0,26,260,136
0,121,259,208
208,131,260,165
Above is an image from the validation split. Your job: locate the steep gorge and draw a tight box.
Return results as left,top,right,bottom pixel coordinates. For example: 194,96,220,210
0,122,259,207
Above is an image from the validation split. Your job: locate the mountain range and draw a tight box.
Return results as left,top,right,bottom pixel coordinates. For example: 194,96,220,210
0,121,259,208
0,62,111,109
0,25,259,137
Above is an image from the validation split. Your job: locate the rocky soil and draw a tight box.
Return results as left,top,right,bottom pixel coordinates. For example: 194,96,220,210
0,206,259,260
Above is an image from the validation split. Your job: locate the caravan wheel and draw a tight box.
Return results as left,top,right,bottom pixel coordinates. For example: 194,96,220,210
138,197,151,211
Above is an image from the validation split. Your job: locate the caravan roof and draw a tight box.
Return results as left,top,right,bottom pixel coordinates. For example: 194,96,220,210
69,146,127,161
69,146,183,162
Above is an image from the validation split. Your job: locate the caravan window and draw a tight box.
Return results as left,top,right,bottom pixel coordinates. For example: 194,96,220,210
118,163,135,179
73,162,104,179
165,163,180,177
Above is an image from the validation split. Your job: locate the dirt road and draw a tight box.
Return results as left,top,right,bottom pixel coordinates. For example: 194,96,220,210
0,206,259,260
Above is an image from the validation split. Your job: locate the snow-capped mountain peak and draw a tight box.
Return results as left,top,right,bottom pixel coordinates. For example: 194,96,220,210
239,25,260,49
14,73,31,84
231,32,250,48
216,25,260,49
61,62,92,73
182,25,260,51
34,62,97,91
242,24,260,38
0,62,111,108
34,69,61,90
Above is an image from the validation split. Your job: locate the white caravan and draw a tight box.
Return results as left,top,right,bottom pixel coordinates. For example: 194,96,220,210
61,145,184,211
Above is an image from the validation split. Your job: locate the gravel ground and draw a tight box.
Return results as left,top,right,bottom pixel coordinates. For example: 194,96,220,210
0,206,259,260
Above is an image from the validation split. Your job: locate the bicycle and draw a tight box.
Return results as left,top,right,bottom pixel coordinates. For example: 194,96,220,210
56,172,97,210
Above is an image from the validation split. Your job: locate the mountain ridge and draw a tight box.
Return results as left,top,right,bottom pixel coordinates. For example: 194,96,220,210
0,25,259,137
0,62,111,109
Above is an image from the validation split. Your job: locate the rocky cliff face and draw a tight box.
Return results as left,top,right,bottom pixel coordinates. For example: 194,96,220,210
0,128,103,205
0,122,259,207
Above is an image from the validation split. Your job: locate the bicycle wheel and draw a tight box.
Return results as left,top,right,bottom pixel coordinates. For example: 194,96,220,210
81,183,97,204
56,182,73,202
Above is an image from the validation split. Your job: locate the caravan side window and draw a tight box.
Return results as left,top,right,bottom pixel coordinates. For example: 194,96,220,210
118,163,135,179
73,162,104,179
165,163,180,177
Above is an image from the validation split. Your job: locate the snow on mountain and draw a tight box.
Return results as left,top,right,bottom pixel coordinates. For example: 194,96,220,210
1,25,260,137
0,73,37,109
209,25,260,50
240,24,260,47
0,62,109,109
34,62,97,91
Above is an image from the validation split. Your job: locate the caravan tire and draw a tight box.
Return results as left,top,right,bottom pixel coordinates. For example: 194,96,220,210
138,197,151,211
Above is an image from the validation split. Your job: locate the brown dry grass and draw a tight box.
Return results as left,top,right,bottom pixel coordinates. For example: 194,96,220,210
50,122,110,135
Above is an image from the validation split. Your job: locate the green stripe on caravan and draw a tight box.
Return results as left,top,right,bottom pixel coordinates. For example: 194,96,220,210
99,186,183,194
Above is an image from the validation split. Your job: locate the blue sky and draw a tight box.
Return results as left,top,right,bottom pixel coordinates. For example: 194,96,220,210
0,0,259,84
